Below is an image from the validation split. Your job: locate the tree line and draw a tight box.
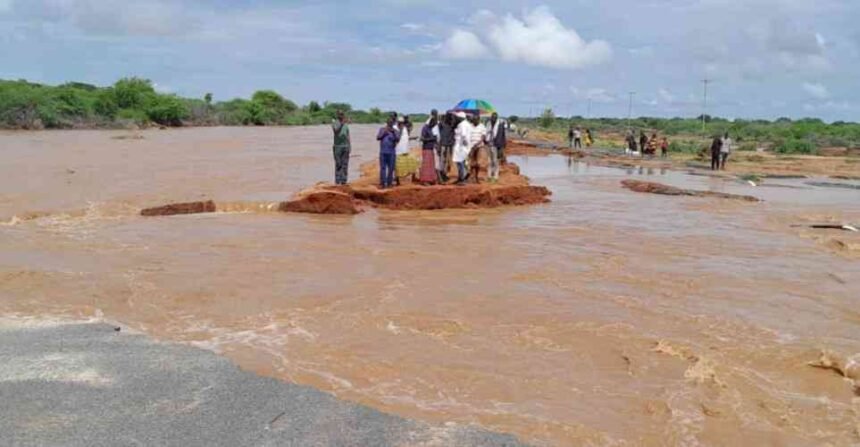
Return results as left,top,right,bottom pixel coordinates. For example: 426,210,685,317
0,77,389,130
526,108,860,155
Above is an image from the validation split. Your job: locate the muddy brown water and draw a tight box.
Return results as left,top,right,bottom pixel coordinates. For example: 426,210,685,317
2,126,859,446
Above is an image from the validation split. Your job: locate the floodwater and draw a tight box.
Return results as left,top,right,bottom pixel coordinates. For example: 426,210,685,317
2,126,859,446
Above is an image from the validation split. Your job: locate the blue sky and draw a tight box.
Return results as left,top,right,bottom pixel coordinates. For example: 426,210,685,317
1,0,858,121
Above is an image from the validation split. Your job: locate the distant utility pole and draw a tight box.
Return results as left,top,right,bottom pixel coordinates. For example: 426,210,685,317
701,79,711,134
627,92,636,128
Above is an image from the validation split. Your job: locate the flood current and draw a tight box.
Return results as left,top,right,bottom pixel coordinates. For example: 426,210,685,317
1,126,858,445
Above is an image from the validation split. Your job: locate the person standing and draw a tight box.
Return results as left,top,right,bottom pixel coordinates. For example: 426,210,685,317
720,132,732,170
418,113,439,184
648,133,659,156
377,117,400,188
660,137,669,158
585,129,593,148
573,127,583,149
452,112,473,185
626,130,638,155
568,124,575,149
394,117,417,185
438,112,456,182
639,131,649,155
331,111,351,185
485,112,506,183
468,115,487,183
710,135,723,171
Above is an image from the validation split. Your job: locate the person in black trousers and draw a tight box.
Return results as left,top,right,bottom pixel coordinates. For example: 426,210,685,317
710,136,723,171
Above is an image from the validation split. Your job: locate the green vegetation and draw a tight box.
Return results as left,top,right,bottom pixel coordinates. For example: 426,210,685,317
0,77,387,129
520,111,860,155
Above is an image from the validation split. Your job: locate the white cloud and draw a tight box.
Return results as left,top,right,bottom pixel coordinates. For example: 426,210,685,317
802,82,830,99
442,30,490,59
658,88,675,103
486,7,611,69
401,23,424,32
12,0,192,36
570,87,615,103
440,6,611,70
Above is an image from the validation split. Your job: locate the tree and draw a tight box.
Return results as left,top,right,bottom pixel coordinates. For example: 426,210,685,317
508,115,519,124
539,108,555,128
113,77,156,110
307,101,322,113
146,95,189,126
204,93,213,105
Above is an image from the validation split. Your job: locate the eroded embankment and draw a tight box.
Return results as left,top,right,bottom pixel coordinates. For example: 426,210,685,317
140,160,551,217
620,179,761,202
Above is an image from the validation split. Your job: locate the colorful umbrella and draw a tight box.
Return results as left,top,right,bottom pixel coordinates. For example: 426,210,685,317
452,99,496,116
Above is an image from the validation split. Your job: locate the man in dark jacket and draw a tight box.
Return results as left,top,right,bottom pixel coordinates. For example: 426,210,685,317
438,112,456,182
486,112,507,182
710,136,723,171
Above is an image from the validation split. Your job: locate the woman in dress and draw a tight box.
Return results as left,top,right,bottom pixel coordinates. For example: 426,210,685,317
418,115,439,184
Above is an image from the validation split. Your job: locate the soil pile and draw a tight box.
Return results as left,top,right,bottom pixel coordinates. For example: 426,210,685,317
141,200,216,217
281,160,550,213
141,159,550,217
621,180,761,202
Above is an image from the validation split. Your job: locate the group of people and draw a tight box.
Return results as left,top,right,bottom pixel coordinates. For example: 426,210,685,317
625,130,669,158
567,126,594,149
331,109,508,188
710,132,733,170
375,110,508,188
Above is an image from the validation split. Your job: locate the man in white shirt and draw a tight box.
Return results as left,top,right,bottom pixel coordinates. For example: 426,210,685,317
720,132,732,170
452,112,473,185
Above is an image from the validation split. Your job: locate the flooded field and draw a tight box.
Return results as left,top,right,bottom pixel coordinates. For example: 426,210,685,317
1,126,859,446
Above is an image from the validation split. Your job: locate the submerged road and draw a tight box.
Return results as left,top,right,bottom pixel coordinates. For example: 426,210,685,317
0,320,527,447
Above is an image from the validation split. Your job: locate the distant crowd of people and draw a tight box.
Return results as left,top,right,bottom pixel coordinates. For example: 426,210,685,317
567,125,593,149
625,130,670,158
332,109,508,188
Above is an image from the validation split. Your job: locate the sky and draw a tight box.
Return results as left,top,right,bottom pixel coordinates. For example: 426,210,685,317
1,0,858,121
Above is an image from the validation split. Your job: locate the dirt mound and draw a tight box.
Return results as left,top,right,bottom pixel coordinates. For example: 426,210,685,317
279,189,362,215
141,200,216,216
621,180,760,202
348,184,550,210
141,159,549,217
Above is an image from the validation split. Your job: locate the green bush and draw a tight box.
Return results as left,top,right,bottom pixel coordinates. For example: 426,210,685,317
146,95,189,126
774,138,817,154
668,140,703,153
539,108,555,128
113,77,155,109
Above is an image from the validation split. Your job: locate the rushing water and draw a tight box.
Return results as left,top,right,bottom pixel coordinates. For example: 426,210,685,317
1,126,859,446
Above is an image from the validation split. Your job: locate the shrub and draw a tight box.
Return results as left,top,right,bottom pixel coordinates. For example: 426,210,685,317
668,140,702,153
539,108,555,128
113,77,155,109
146,95,189,126
774,138,817,155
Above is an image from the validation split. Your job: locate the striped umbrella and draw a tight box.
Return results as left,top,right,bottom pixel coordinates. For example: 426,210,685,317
452,99,496,116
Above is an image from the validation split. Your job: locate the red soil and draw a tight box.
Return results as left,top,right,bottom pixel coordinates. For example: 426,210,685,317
141,155,551,217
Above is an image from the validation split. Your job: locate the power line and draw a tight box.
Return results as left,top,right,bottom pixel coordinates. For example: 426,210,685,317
701,79,711,134
627,92,636,128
